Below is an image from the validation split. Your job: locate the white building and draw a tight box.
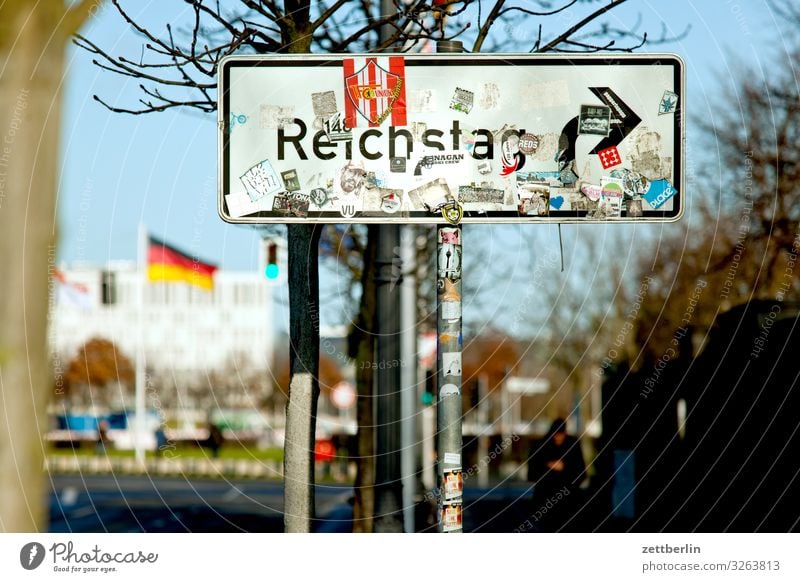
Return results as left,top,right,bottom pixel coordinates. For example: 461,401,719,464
50,261,274,375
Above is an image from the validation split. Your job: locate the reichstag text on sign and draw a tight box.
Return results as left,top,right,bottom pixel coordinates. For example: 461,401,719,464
218,54,684,224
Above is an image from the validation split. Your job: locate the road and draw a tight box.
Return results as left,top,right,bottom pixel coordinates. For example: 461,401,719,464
48,475,538,532
48,475,351,533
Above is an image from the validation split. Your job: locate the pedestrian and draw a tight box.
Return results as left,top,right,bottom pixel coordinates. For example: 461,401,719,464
206,421,223,458
155,427,168,456
527,418,585,531
95,420,111,455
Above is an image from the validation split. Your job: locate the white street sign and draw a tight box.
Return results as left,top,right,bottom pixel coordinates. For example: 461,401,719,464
219,54,684,224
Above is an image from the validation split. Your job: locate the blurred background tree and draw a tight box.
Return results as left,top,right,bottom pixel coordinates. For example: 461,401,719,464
63,337,135,408
629,12,800,365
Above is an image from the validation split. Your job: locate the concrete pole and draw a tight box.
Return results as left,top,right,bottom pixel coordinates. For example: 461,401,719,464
134,223,147,465
374,226,404,533
400,225,417,533
373,0,405,534
477,374,490,488
501,378,511,439
421,401,436,491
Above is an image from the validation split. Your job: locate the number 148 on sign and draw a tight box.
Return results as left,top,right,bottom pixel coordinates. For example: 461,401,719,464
324,112,352,142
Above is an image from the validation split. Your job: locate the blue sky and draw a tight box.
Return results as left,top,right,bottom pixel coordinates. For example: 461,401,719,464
55,0,786,328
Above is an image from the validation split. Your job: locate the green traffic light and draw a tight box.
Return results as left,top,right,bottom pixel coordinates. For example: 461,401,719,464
265,264,280,279
421,392,434,406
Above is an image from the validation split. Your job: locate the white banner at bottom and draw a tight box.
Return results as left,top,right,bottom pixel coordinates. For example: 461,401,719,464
0,534,797,581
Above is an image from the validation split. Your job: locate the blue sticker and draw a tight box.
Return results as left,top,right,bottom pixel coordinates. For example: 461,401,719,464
230,112,248,131
659,90,678,115
550,195,564,210
643,179,677,209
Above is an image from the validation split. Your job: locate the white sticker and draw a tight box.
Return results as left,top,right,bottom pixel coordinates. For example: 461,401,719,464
224,193,272,219
478,82,500,110
442,353,462,377
437,244,462,280
442,504,462,532
440,301,461,321
311,91,338,118
239,160,282,203
323,111,352,142
259,104,295,129
441,301,460,321
408,89,437,113
444,470,463,501
439,383,459,399
444,453,461,465
521,79,570,110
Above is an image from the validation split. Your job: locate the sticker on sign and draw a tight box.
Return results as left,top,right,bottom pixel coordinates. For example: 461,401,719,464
218,54,684,224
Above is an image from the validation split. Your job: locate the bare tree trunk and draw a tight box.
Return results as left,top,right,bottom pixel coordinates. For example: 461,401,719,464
284,224,322,532
351,225,378,532
0,1,93,532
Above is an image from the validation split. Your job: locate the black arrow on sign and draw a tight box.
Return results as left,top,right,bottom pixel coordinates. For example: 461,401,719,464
555,115,579,175
555,87,642,175
587,86,642,154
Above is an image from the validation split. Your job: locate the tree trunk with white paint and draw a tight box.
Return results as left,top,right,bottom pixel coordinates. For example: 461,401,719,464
283,223,321,533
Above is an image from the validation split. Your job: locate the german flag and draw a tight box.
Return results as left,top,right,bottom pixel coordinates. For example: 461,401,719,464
147,236,217,290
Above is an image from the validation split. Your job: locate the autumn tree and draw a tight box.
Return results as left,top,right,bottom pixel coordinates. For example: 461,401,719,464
76,0,686,532
508,226,685,499
628,1,800,364
462,331,521,400
588,9,800,530
537,0,800,383
63,337,135,408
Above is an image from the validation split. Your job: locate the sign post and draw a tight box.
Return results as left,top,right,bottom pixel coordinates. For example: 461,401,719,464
433,39,465,534
436,225,464,531
218,52,684,532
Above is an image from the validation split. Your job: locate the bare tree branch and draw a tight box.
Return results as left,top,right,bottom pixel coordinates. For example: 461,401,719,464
76,1,687,115
311,0,351,31
472,0,505,53
539,0,631,52
93,93,215,114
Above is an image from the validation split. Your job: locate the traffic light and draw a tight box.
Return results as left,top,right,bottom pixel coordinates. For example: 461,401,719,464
422,370,435,406
265,240,279,280
101,270,116,305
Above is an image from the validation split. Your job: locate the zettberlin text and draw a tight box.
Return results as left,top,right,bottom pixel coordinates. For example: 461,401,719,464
642,544,701,554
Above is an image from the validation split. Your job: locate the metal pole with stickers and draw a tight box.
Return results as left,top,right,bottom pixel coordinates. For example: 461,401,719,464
436,225,464,531
434,39,465,534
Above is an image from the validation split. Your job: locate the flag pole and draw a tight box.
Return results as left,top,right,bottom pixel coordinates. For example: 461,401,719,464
135,223,147,464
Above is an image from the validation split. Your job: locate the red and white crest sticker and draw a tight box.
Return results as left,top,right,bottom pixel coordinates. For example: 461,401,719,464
343,56,407,128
